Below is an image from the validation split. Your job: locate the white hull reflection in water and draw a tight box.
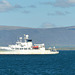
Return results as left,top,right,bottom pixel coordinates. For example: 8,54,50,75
0,34,59,54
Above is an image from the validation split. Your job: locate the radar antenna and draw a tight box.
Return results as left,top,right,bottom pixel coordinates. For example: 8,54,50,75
26,35,29,39
24,34,29,42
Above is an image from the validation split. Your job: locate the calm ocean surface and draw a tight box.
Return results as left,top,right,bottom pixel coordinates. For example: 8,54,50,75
0,51,75,75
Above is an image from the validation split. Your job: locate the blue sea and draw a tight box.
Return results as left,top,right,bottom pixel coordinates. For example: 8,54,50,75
0,51,75,75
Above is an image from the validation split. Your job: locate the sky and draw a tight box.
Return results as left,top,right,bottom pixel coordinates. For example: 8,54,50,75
0,0,75,28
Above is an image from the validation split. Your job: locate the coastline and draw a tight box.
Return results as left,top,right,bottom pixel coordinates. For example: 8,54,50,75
56,47,75,50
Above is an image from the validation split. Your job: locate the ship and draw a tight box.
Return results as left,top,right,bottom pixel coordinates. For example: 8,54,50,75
0,34,59,54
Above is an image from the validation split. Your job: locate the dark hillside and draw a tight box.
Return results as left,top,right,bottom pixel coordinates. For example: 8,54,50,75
0,26,75,48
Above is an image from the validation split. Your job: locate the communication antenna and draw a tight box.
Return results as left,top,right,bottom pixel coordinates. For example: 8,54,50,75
24,34,26,42
19,37,22,42
24,34,26,40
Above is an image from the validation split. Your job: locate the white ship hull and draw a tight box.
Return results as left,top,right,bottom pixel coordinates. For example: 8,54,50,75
0,49,59,54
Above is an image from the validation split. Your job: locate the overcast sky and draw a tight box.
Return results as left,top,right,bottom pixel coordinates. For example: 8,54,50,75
0,0,75,28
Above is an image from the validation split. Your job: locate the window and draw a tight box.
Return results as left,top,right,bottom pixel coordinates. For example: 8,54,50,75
24,48,27,50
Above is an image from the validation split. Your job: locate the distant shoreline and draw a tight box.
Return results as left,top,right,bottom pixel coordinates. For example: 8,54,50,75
57,47,75,50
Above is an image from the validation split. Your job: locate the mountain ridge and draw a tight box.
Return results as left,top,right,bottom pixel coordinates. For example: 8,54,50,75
0,25,75,30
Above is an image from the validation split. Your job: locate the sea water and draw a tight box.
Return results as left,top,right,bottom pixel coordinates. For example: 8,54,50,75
0,51,75,75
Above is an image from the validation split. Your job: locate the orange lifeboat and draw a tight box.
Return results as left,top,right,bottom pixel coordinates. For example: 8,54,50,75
33,46,39,49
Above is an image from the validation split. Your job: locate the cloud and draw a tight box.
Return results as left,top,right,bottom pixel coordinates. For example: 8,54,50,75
0,0,22,12
48,11,70,16
23,10,30,14
0,0,12,12
41,23,56,28
52,0,75,8
14,5,23,8
40,2,52,5
28,5,36,8
68,0,75,3
65,11,71,14
40,0,75,8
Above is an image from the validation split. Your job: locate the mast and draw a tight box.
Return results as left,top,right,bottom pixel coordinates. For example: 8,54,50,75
24,34,29,42
19,37,22,42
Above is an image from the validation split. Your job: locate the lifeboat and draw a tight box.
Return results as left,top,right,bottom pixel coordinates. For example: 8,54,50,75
33,46,39,49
